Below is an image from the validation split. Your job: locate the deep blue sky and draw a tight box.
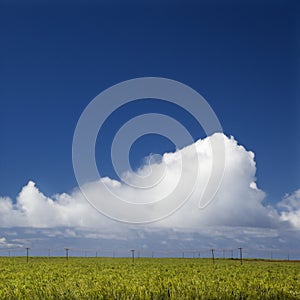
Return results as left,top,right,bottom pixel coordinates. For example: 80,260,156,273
0,0,299,205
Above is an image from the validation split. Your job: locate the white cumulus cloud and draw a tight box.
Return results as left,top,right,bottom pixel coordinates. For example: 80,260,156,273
0,133,299,252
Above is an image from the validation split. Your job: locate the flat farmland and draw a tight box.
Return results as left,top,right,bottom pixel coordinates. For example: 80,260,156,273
0,257,299,299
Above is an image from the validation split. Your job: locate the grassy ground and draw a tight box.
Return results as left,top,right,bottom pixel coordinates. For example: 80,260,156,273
0,257,299,299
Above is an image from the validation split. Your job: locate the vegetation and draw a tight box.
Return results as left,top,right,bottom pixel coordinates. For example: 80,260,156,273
0,257,299,299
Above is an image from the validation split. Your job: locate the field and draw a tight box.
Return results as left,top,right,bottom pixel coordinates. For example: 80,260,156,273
0,257,299,299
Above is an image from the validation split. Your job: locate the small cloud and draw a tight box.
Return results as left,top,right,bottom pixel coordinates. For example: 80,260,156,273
0,237,6,243
278,189,300,228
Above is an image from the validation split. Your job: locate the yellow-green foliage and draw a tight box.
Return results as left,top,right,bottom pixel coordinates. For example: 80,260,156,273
0,257,299,299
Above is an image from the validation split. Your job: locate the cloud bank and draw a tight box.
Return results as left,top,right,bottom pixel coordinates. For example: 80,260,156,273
0,133,299,252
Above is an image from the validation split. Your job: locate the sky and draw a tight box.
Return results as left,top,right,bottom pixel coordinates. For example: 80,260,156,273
0,0,300,257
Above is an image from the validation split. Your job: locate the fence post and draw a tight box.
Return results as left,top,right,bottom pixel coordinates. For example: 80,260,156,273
26,247,30,263
65,248,70,260
238,247,243,265
131,249,135,264
211,249,215,264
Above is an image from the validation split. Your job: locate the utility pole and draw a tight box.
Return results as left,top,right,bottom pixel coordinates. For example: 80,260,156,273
182,252,185,258
238,247,243,265
25,247,30,263
65,248,70,260
231,250,233,260
223,249,225,259
130,249,135,264
211,249,215,264
48,249,51,258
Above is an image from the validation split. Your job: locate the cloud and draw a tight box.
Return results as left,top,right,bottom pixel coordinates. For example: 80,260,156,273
278,189,300,228
0,133,274,228
0,133,299,252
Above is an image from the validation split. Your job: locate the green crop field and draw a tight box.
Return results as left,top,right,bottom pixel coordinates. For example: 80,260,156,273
0,257,299,299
